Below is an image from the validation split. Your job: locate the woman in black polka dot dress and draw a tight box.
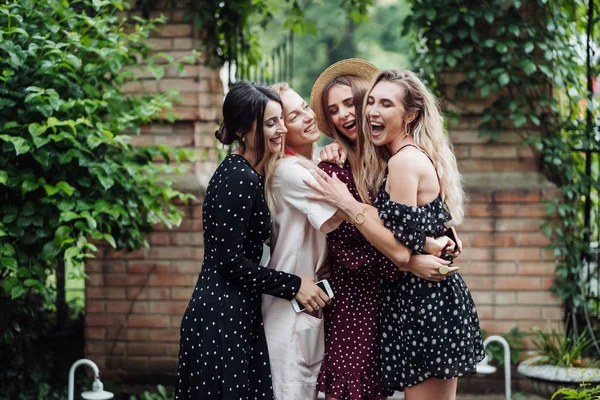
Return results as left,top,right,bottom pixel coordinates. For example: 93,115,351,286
176,82,331,400
306,69,484,400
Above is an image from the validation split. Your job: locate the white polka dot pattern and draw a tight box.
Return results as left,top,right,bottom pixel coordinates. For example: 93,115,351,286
176,154,302,400
375,175,485,391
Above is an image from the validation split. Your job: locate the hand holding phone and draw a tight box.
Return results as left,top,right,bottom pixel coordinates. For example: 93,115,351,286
292,279,334,313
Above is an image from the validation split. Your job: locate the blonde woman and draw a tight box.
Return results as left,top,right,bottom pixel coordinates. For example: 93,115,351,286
261,82,340,400
307,70,484,400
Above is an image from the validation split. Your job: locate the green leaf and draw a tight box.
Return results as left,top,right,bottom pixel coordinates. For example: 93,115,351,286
0,135,31,155
0,170,7,185
1,257,18,271
498,73,510,86
426,8,436,20
103,233,117,248
524,42,535,53
484,11,494,24
41,240,61,260
512,113,527,128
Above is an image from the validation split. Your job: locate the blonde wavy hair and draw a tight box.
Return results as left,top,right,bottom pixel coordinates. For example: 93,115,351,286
265,82,316,213
363,69,465,224
321,75,388,204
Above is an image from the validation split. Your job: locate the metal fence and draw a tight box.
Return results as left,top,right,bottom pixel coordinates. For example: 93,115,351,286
230,32,295,86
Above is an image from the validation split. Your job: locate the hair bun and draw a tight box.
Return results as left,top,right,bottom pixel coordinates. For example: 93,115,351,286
215,124,234,145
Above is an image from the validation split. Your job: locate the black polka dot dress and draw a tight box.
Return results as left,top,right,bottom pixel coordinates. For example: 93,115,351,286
375,176,485,391
176,154,302,400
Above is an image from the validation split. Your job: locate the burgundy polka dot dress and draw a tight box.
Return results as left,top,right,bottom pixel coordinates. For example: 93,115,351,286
316,161,396,400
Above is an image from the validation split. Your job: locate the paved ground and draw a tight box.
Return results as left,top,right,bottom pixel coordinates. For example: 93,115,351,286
317,393,545,399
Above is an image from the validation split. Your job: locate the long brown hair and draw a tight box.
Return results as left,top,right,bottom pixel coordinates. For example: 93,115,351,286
363,70,465,224
321,75,387,204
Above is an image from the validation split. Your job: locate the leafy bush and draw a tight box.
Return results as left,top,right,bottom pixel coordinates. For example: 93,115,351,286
129,385,173,400
0,0,192,304
0,0,194,396
481,327,528,366
532,324,599,368
552,382,600,400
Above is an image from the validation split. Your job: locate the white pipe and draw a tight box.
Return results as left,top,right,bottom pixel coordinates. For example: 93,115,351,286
68,359,100,400
482,335,511,400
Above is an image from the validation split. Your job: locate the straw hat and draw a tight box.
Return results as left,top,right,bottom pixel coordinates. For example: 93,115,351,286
310,58,379,137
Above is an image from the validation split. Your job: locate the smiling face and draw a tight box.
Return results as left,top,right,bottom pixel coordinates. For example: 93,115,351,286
280,88,319,156
365,80,414,148
327,84,358,141
262,100,287,154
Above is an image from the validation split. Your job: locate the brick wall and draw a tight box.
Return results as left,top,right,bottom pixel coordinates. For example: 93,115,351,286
442,71,562,346
83,16,563,392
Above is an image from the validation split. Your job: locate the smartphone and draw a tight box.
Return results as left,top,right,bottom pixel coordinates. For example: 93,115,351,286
291,279,334,313
444,226,456,243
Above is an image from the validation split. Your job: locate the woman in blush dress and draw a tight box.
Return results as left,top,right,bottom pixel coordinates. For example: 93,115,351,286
176,82,330,400
307,70,484,400
310,59,457,400
261,82,340,400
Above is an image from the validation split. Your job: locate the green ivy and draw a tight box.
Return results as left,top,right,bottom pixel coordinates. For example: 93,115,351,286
407,0,599,335
0,0,194,306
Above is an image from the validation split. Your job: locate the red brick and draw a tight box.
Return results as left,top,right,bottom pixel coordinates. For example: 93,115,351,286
466,204,518,218
495,247,541,261
148,233,171,245
495,219,545,232
128,261,171,274
127,287,170,300
87,302,105,313
149,301,188,314
454,145,470,159
86,314,127,327
517,233,550,246
458,159,495,172
518,262,555,276
127,329,152,341
167,343,180,356
87,287,126,300
128,315,171,328
541,277,555,289
516,291,560,305
155,261,200,274
120,356,149,370
471,291,493,305
105,248,148,260
494,277,541,290
147,38,173,50
105,275,148,287
477,305,494,319
462,247,493,261
155,24,193,38
172,287,193,300
146,356,177,371
480,321,520,334
86,327,106,340
492,190,541,203
470,234,517,247
494,292,517,305
461,276,493,290
147,246,202,260
518,145,536,159
127,343,168,356
87,273,105,287
170,232,203,246
105,328,128,341
493,159,539,172
495,306,540,320
461,218,495,232
173,38,193,49
471,144,518,159
148,274,194,287
517,204,548,218
541,306,563,320
150,329,180,342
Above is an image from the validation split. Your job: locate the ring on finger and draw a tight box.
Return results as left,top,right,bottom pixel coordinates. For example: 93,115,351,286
438,265,450,275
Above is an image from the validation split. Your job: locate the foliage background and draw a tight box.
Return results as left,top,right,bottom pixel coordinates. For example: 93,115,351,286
0,0,193,397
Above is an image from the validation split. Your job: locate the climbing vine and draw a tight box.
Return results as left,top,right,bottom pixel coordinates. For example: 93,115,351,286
407,0,600,331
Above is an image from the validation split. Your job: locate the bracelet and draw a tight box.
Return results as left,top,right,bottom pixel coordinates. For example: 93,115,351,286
352,209,366,225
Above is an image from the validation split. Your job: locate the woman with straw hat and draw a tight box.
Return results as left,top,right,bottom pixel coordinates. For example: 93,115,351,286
307,69,484,400
309,59,456,400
